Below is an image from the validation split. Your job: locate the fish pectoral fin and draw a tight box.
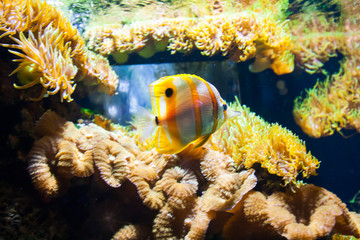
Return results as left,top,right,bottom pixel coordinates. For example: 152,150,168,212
155,127,178,154
132,106,157,142
192,134,211,148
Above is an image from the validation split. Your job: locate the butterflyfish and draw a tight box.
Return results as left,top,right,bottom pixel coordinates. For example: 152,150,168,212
135,74,240,154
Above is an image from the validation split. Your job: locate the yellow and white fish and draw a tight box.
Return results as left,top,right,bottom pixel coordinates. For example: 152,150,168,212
135,74,240,154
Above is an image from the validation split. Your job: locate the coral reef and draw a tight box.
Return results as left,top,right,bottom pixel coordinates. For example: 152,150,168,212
1,1,359,239
27,110,259,238
24,104,337,239
0,0,118,101
84,0,289,30
83,1,294,75
209,100,320,186
223,184,360,240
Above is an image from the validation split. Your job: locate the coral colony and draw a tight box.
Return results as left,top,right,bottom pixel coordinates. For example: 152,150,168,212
0,0,118,101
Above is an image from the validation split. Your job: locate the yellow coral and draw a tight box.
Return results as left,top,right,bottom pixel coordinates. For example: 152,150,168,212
82,50,120,96
290,1,360,137
294,57,360,138
210,100,320,186
289,4,342,74
0,0,119,101
84,10,293,75
8,27,78,101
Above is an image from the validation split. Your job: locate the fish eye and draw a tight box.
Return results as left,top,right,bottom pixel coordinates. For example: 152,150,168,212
165,88,173,97
223,104,227,111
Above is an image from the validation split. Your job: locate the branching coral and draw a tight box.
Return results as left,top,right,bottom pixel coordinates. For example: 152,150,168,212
223,184,360,240
0,0,119,101
209,100,320,186
84,9,293,75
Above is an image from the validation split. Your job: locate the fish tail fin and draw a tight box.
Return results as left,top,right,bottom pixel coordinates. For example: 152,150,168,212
133,106,157,142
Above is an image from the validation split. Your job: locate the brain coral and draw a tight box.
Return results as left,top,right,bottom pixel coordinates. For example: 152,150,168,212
23,106,360,239
223,184,360,240
27,110,258,238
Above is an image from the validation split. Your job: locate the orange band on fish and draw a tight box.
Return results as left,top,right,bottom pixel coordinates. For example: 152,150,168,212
183,75,202,139
201,78,219,135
